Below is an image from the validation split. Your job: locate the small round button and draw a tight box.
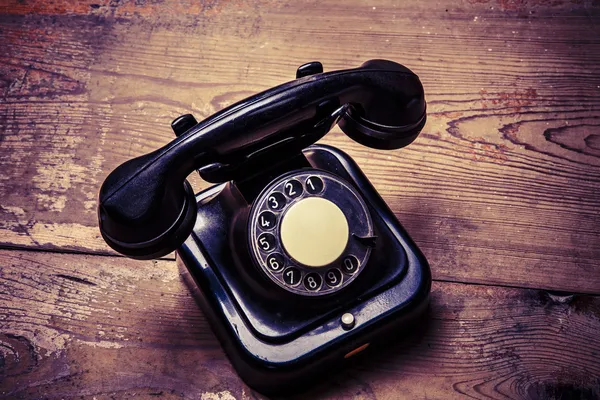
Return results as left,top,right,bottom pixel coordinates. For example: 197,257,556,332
303,273,323,291
266,253,285,272
283,179,303,199
341,313,355,330
283,267,301,286
257,233,276,252
258,211,277,231
267,192,286,211
325,268,343,287
305,176,324,194
342,255,359,274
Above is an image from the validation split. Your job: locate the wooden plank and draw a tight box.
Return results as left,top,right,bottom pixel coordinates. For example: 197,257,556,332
1,1,600,292
0,249,599,399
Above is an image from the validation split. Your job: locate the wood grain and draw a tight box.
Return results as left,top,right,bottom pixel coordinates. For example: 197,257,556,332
0,249,598,399
2,1,600,398
0,0,600,293
1,0,599,293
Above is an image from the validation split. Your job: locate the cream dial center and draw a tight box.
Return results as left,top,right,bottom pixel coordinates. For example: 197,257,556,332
279,197,349,267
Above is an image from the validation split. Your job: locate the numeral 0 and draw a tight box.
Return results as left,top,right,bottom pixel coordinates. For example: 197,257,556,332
342,256,359,273
344,258,352,270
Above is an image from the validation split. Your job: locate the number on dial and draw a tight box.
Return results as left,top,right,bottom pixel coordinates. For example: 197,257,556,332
284,179,303,198
325,268,343,287
283,267,301,286
305,176,324,194
258,211,276,230
342,255,359,274
266,253,285,272
303,273,322,291
267,192,286,211
258,233,276,252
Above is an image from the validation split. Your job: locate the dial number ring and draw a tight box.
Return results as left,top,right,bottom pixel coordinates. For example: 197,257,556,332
248,169,373,297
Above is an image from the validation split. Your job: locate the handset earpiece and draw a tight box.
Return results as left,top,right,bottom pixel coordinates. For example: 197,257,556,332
338,59,426,149
98,60,426,259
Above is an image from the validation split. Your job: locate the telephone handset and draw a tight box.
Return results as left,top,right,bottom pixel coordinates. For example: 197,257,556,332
98,60,431,394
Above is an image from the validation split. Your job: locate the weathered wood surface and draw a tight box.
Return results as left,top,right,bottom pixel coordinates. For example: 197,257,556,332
1,250,599,400
1,0,600,398
0,0,599,293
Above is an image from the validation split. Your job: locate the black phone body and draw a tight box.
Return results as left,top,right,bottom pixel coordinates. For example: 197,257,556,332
177,144,431,395
97,60,431,395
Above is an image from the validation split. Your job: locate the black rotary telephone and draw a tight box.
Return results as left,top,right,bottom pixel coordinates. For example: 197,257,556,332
98,60,431,395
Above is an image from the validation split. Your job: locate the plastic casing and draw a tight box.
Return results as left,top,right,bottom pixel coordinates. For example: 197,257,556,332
177,145,431,395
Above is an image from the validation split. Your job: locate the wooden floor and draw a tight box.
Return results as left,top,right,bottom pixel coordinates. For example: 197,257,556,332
1,0,600,399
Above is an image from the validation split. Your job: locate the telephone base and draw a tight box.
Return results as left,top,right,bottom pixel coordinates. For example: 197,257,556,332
177,145,431,395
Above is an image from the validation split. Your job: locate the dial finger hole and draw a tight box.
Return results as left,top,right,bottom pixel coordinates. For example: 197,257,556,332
283,267,301,287
284,179,303,199
267,192,286,211
342,255,359,274
303,273,322,291
258,211,277,231
257,233,277,252
266,253,285,272
305,176,324,194
325,268,343,287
